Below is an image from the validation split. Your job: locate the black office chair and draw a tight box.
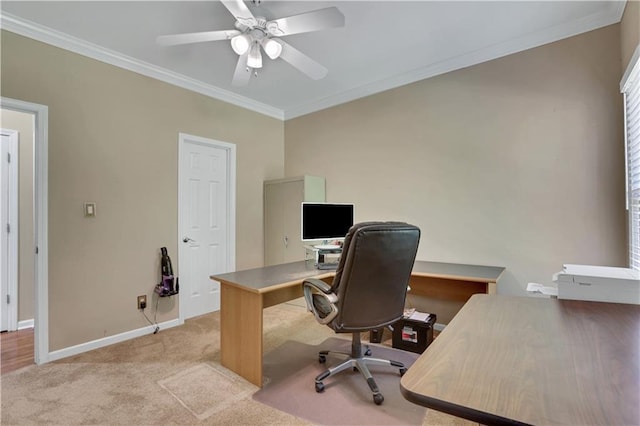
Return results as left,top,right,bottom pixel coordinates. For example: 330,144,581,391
303,221,420,405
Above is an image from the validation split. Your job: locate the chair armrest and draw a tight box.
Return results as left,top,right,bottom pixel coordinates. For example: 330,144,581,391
303,278,333,294
303,278,338,325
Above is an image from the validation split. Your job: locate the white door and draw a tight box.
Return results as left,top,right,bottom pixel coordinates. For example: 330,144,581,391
178,133,235,320
1,129,18,332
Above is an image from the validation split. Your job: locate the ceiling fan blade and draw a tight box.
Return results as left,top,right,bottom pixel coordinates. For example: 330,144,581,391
232,53,251,86
157,30,240,46
278,40,327,80
221,0,257,27
266,7,344,37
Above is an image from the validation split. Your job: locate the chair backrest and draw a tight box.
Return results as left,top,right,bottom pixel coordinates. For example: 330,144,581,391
329,222,420,332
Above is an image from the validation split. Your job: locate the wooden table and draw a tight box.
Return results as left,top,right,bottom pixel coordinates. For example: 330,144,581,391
400,294,640,425
211,260,504,387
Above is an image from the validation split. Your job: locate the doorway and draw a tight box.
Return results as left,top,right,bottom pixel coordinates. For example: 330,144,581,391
178,133,236,320
1,129,19,332
1,97,49,365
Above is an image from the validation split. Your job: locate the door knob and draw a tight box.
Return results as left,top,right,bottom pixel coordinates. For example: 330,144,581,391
183,237,196,243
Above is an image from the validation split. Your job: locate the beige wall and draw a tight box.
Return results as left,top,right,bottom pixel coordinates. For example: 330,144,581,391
285,25,626,301
1,31,284,350
1,109,35,322
621,0,640,71
0,17,629,352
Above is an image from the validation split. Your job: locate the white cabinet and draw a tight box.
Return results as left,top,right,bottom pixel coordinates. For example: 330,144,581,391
264,176,325,265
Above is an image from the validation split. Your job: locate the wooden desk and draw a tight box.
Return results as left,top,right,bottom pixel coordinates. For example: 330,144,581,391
409,261,503,324
212,260,504,387
400,294,640,425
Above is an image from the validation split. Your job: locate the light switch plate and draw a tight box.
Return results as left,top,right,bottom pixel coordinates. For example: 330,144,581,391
83,202,96,217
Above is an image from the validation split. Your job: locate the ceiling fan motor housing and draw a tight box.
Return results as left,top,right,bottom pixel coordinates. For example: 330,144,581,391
231,16,283,65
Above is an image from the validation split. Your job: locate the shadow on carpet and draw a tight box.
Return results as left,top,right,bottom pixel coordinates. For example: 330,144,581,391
253,337,426,425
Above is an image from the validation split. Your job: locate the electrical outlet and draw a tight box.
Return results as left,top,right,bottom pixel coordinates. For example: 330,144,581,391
137,295,147,310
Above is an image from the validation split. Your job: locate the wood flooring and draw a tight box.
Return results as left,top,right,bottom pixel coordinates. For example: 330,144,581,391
1,328,35,374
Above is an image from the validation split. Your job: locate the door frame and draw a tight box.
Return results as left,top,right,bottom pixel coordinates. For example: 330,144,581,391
177,132,236,322
1,129,19,331
1,97,49,364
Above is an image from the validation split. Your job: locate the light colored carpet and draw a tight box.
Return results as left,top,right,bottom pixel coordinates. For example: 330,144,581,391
254,337,426,425
158,363,255,421
1,299,477,425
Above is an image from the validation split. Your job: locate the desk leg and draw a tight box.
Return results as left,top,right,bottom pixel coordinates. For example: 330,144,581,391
220,282,263,387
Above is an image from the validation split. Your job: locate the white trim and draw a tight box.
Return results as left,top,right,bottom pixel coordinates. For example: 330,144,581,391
0,129,19,331
178,133,236,322
621,44,640,92
0,3,625,121
285,2,626,119
18,318,34,330
47,318,183,362
0,13,283,121
621,44,640,211
1,97,49,365
621,42,640,270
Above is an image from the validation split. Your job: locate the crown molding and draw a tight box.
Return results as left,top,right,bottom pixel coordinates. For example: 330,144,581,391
283,1,627,120
0,12,285,120
1,1,626,122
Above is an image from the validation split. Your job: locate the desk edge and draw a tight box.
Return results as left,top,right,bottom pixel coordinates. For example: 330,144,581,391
211,271,335,294
411,271,503,283
399,385,530,426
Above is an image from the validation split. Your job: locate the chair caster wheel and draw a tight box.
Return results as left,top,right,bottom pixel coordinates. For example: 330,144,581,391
315,382,325,393
399,367,407,376
318,355,326,364
373,393,384,405
365,348,372,356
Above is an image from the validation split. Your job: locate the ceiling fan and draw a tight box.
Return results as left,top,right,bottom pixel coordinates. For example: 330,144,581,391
157,0,345,86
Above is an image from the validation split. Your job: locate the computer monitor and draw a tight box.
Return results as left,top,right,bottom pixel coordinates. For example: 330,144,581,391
301,202,354,242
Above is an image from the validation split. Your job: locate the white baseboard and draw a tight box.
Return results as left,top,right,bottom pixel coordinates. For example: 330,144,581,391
47,318,183,362
18,319,35,330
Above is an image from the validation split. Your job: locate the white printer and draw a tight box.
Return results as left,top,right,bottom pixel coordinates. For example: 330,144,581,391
552,264,640,305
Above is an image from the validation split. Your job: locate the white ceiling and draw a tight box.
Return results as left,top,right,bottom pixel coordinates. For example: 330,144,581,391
0,1,626,119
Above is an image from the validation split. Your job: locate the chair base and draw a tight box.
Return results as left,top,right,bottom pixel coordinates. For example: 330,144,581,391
313,333,407,405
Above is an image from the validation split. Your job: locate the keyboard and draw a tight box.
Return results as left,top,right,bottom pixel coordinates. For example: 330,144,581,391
315,244,341,250
317,262,339,270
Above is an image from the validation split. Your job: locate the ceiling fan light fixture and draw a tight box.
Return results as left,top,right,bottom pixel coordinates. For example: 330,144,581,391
247,42,263,68
262,38,282,60
158,4,345,84
230,34,251,55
